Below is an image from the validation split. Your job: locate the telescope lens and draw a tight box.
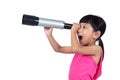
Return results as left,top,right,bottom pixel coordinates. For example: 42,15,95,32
22,14,39,26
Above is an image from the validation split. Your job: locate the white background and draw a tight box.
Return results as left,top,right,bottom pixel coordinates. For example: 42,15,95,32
0,0,119,80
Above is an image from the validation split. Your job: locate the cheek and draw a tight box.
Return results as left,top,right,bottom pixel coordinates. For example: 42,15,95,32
86,35,93,40
82,29,94,40
84,32,94,40
84,30,93,36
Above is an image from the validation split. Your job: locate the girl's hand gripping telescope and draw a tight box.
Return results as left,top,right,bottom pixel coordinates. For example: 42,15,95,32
22,14,73,29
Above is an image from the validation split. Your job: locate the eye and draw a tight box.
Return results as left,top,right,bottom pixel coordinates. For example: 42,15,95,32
83,26,87,29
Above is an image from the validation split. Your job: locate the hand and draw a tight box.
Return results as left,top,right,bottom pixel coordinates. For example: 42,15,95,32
44,26,53,37
71,23,80,33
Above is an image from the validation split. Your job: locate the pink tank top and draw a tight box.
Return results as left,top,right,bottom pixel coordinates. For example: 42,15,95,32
69,53,102,80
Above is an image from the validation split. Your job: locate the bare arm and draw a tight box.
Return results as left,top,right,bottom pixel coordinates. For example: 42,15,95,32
44,27,73,53
44,25,101,55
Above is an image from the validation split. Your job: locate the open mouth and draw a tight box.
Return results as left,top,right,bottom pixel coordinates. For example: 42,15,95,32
78,36,83,40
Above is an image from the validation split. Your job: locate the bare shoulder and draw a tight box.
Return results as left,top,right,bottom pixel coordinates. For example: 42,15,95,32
94,45,102,55
92,45,102,64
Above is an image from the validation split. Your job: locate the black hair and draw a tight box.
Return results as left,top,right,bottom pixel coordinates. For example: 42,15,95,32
79,14,106,60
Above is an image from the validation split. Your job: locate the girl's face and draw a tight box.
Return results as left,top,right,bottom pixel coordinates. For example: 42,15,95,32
77,23,96,46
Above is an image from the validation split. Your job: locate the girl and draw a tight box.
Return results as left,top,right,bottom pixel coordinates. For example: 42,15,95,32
44,14,106,80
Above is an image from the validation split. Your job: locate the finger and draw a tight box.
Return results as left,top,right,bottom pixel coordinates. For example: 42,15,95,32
50,26,54,29
44,27,50,29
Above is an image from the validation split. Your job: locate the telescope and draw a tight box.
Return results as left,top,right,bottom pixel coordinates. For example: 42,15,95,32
22,14,73,29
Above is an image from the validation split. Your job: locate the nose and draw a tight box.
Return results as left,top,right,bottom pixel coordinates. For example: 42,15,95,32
77,28,83,36
78,27,83,33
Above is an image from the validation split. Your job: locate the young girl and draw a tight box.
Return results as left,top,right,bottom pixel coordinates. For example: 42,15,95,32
44,14,106,80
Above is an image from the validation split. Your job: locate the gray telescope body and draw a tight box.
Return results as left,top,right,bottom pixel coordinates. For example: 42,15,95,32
22,14,72,29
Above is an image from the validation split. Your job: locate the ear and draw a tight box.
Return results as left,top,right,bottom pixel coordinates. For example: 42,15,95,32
93,31,101,39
